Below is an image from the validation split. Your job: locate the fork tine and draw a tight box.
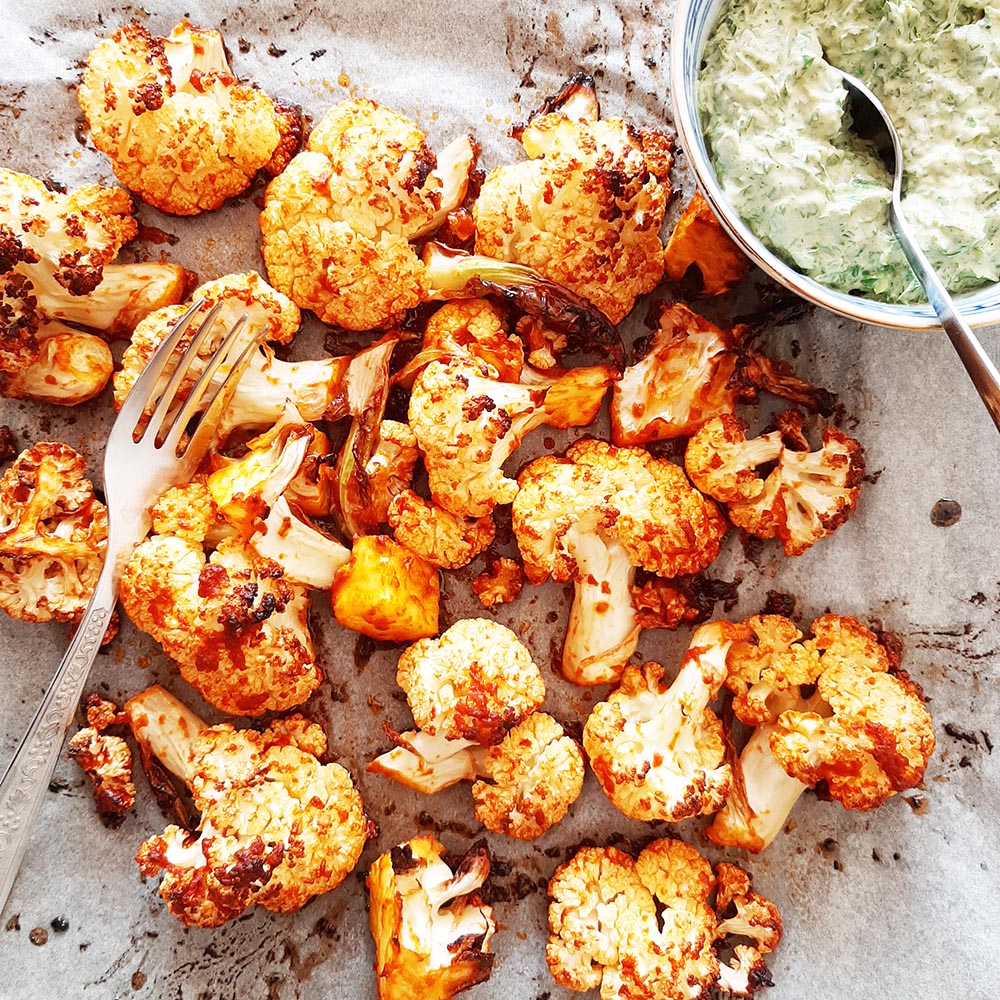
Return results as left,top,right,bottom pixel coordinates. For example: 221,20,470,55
113,298,206,440
180,327,264,462
141,299,227,446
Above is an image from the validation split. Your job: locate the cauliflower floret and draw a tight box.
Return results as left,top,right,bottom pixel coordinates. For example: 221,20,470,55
663,190,750,296
148,480,223,544
396,618,545,746
397,299,525,386
686,412,865,556
114,272,308,424
771,657,936,810
474,75,673,324
708,614,935,852
583,622,737,823
471,713,584,839
79,20,302,215
0,170,188,401
713,863,783,997
67,694,135,829
120,533,320,717
547,838,780,1000
472,556,523,608
368,836,495,1000
127,686,369,926
610,303,743,445
388,490,495,569
513,439,728,685
332,534,439,642
408,356,610,519
368,727,487,795
261,98,474,329
0,442,108,625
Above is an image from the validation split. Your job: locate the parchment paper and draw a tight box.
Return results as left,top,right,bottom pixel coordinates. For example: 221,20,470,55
0,1,997,998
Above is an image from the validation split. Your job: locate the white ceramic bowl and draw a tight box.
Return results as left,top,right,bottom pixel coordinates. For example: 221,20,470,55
670,0,1000,330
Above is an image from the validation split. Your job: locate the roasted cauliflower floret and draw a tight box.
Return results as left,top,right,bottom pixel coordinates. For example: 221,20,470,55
0,169,187,401
148,480,223,544
332,534,439,642
67,694,135,829
686,412,865,556
547,838,780,1000
663,190,750,296
610,303,743,445
120,532,320,716
127,686,369,927
416,299,524,383
513,438,728,685
583,622,737,823
114,272,308,428
472,556,523,608
396,618,545,746
407,356,610,519
708,614,935,852
79,20,301,215
368,836,495,1000
388,490,495,570
260,98,474,329
474,75,673,324
471,713,584,839
0,442,108,626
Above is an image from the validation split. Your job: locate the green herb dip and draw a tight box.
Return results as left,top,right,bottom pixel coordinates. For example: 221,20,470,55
699,0,1000,302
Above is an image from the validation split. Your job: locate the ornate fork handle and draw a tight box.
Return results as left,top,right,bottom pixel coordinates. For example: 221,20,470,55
0,559,119,910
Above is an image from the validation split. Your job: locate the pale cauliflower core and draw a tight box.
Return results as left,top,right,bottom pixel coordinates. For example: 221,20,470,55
396,618,545,745
79,20,299,215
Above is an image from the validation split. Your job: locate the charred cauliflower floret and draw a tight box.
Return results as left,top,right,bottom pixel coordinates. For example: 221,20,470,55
368,727,487,795
0,169,188,402
364,420,421,523
610,303,743,445
120,532,320,717
471,713,584,839
148,479,225,545
260,98,474,329
79,20,301,215
368,836,495,1000
127,686,369,927
546,838,781,1000
67,694,135,829
114,272,317,433
707,614,935,852
474,75,673,324
513,439,728,685
388,490,495,570
583,622,737,823
0,442,108,626
396,618,545,746
472,556,523,608
686,412,865,556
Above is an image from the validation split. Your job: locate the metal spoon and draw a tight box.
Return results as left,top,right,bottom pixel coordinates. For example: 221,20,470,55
841,71,1000,432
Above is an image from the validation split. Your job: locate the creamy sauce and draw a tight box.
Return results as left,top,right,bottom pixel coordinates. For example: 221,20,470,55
699,0,1000,302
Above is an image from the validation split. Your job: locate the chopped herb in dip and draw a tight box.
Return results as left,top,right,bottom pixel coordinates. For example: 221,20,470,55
699,0,1000,302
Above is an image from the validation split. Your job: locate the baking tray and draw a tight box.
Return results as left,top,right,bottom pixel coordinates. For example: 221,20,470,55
1,1,998,998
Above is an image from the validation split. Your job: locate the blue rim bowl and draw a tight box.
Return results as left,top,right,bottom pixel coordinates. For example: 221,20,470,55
670,0,1000,331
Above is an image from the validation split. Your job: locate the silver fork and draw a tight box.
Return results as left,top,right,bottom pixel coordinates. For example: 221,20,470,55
0,299,263,910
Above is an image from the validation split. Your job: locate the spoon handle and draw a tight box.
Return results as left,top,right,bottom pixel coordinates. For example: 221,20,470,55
890,206,1000,432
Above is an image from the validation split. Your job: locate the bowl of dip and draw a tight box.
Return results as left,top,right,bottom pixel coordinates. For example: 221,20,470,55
671,0,1000,330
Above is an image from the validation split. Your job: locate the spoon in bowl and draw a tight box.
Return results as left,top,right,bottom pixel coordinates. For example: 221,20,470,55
841,70,1000,433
